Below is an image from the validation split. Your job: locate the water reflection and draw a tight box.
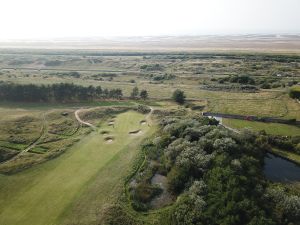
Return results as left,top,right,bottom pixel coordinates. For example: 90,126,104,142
264,153,300,182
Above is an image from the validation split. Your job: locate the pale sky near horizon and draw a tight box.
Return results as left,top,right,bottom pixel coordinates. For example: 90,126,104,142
0,0,299,40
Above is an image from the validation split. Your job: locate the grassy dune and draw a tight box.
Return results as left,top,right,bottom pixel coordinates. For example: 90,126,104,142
0,111,154,225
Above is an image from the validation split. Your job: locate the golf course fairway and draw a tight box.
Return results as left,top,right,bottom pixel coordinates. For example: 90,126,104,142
0,110,153,225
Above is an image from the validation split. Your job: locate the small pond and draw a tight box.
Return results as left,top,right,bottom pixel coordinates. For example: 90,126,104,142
264,153,300,182
150,174,174,209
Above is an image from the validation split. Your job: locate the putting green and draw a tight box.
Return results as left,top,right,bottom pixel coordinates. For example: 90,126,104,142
0,111,152,225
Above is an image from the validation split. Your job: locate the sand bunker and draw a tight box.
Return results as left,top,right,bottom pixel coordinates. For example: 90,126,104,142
129,129,143,135
108,119,115,126
104,136,114,143
100,130,110,135
140,120,147,125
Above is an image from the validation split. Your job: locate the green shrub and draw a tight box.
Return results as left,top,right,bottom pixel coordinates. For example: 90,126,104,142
261,83,271,89
289,86,300,99
136,105,150,114
167,166,189,194
172,89,186,104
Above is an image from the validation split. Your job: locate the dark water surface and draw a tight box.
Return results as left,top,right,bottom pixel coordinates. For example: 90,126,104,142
264,153,300,182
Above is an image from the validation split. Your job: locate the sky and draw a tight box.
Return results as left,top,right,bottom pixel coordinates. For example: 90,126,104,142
0,0,299,40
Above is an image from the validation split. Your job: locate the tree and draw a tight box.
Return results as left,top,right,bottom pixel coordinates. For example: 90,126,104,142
130,86,139,99
140,90,148,100
172,89,186,104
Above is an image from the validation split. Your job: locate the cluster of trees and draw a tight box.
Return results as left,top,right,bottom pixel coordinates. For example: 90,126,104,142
50,71,81,78
140,64,164,71
130,87,148,100
0,82,123,102
218,75,256,85
129,114,300,224
267,135,300,154
151,73,175,81
203,84,258,92
44,60,63,66
90,73,118,81
215,75,298,90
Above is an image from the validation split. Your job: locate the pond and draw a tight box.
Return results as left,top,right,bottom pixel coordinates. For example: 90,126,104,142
264,153,300,182
150,174,174,209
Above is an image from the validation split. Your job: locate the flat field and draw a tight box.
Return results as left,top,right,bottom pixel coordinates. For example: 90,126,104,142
223,118,300,136
0,50,299,119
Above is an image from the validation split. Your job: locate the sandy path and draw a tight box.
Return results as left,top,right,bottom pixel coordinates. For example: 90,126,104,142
74,109,97,130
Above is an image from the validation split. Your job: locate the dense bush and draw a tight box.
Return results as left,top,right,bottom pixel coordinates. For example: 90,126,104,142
260,83,271,89
129,113,300,224
50,71,81,78
289,86,300,99
0,148,18,162
218,75,255,85
172,89,186,104
264,186,300,225
152,74,175,81
267,135,300,154
100,205,138,225
44,60,63,66
202,84,258,92
140,64,164,71
135,105,151,114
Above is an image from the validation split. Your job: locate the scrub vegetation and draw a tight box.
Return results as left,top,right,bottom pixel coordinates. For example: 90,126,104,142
103,111,300,225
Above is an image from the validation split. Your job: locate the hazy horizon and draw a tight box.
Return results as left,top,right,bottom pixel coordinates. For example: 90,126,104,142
0,0,299,41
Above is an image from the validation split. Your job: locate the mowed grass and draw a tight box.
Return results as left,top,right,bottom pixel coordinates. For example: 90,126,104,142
0,111,153,225
223,118,300,136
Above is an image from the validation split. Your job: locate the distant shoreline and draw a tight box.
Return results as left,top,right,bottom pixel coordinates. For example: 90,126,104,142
0,35,299,53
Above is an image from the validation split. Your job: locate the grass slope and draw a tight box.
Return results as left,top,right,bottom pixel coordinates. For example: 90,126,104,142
270,148,300,165
0,111,153,225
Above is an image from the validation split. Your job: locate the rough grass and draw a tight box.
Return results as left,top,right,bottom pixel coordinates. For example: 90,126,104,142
0,111,154,225
223,118,300,136
208,97,289,118
0,108,82,173
0,113,42,145
1,72,298,119
0,100,135,110
2,52,300,120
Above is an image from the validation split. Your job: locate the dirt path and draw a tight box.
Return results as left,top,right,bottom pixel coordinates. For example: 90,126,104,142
21,113,47,155
146,106,154,125
74,109,97,130
207,114,240,133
